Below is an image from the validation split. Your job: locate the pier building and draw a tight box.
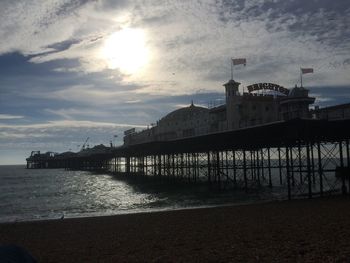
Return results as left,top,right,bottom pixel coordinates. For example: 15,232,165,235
124,101,210,145
124,79,315,145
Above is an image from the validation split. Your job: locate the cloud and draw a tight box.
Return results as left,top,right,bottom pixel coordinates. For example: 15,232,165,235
309,86,350,107
44,107,105,120
0,0,131,73
0,1,85,55
0,131,53,139
118,0,350,90
0,114,24,120
0,119,148,161
0,120,146,130
0,0,349,165
1,0,349,89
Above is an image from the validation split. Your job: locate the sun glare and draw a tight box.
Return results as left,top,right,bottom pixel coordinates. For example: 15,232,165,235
101,28,150,74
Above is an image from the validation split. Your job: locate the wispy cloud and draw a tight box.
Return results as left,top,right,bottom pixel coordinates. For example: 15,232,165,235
0,120,147,129
0,114,24,120
0,131,53,139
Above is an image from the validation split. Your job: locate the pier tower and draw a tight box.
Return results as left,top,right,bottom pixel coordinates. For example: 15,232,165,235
280,85,315,120
224,79,241,130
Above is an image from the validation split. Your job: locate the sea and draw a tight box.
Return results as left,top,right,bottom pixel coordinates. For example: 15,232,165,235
0,165,287,223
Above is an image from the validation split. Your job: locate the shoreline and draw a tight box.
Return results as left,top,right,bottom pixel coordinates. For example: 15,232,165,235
0,197,276,225
1,196,350,262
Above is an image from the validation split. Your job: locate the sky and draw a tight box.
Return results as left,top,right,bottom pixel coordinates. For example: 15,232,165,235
0,0,350,164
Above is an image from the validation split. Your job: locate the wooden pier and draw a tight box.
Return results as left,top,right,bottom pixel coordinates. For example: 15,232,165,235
26,119,350,199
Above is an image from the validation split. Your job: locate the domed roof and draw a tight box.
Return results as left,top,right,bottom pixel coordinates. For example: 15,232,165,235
161,102,209,122
289,86,309,97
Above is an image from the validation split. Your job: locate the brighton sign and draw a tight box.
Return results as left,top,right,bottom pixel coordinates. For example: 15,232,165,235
247,83,289,96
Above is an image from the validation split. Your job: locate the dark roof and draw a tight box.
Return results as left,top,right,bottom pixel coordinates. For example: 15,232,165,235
289,86,309,97
223,79,240,86
209,104,226,113
160,103,209,122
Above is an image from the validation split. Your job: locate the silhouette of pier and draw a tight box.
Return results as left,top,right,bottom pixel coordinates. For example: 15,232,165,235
26,119,350,199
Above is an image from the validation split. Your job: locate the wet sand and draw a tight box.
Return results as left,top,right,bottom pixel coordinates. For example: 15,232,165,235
1,196,350,262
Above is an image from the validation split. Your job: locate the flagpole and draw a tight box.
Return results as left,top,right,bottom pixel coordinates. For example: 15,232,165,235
300,68,303,87
231,59,233,80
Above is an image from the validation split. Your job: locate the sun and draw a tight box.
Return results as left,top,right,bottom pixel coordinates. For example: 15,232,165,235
101,28,150,74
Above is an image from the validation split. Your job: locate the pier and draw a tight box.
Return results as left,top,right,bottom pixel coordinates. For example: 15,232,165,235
26,118,350,200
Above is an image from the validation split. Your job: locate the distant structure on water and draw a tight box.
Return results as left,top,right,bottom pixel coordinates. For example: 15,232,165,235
124,79,316,145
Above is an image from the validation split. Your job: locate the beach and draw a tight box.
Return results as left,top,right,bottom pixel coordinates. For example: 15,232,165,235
1,196,350,262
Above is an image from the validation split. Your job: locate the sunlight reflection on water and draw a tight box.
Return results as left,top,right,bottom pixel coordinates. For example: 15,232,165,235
0,165,272,223
0,166,161,222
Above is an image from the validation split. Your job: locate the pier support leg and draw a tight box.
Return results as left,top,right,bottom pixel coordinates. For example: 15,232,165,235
216,151,221,190
114,157,117,173
256,149,260,186
233,150,237,187
306,143,312,198
243,150,247,192
207,151,211,186
260,149,264,182
180,154,183,180
225,151,229,186
251,151,254,181
317,142,323,197
126,156,130,175
286,146,291,200
311,144,316,185
278,147,282,185
172,154,175,182
339,141,347,195
290,148,295,187
157,155,162,177
298,143,303,185
268,147,272,188
346,139,350,195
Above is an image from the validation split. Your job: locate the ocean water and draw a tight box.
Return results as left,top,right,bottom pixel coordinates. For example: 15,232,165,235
0,165,281,223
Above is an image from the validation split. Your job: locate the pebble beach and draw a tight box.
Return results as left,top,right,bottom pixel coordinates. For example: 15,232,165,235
1,196,350,262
